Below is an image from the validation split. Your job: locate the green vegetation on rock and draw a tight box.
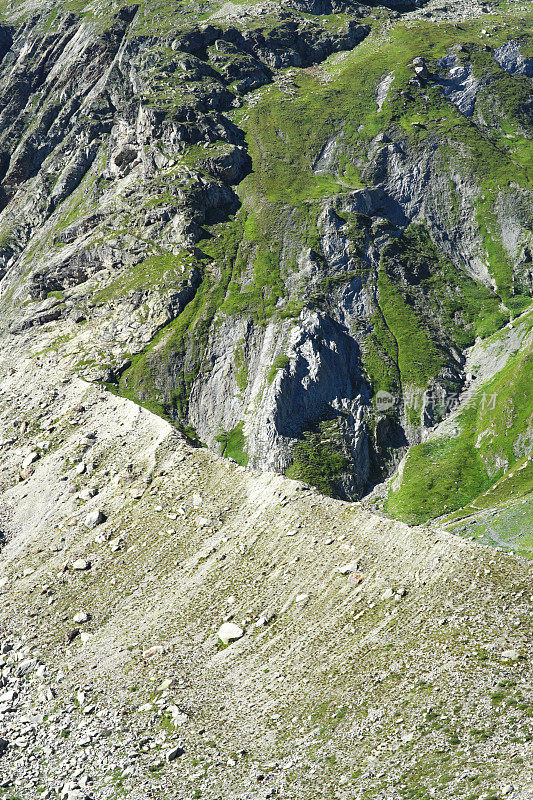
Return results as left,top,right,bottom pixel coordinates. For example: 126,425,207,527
267,354,290,384
286,420,349,497
0,0,531,534
92,250,197,305
386,337,533,524
215,422,249,466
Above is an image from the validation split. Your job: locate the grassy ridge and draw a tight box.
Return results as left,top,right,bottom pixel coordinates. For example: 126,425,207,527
385,334,533,524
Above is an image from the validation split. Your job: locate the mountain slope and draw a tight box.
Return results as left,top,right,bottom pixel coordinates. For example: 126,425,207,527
0,0,529,520
0,1,531,796
384,306,533,538
0,348,531,799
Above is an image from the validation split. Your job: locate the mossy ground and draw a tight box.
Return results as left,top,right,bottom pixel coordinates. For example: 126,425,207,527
364,224,505,399
92,250,197,306
215,421,249,466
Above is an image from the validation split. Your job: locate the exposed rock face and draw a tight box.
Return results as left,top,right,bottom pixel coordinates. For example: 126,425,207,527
0,5,377,496
0,0,530,507
185,124,531,491
190,309,372,496
0,2,530,796
437,50,479,117
0,7,370,303
494,40,533,77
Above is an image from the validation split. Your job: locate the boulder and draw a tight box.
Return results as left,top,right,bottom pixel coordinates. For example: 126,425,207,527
84,509,105,529
73,612,91,624
217,622,244,645
72,559,91,571
166,745,185,762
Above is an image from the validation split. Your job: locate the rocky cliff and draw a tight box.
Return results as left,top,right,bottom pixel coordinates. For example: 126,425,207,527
0,0,530,515
0,1,531,797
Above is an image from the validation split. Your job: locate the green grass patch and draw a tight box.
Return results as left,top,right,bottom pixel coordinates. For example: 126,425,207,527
93,250,197,305
364,224,504,398
215,422,249,466
385,339,533,523
267,354,290,384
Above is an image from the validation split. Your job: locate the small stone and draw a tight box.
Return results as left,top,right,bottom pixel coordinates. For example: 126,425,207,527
169,707,189,727
75,462,86,476
109,536,124,552
84,509,105,529
72,559,91,571
382,587,394,601
67,629,80,644
501,649,520,661
166,745,185,762
217,622,243,645
73,612,91,624
16,659,35,676
337,561,358,575
22,452,39,470
143,645,164,659
157,679,173,692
